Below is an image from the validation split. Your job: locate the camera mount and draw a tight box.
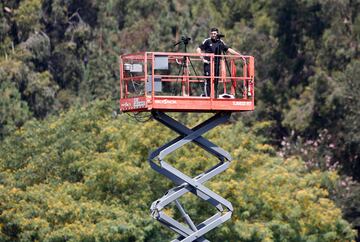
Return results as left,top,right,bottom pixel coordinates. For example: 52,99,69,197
174,36,191,52
174,36,191,46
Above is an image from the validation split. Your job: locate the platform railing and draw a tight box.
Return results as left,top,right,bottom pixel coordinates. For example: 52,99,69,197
120,52,254,100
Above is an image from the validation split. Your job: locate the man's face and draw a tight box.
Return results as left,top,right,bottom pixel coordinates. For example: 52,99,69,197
210,31,218,40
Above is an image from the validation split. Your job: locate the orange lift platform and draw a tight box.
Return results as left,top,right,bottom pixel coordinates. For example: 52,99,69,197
120,52,254,113
119,52,255,242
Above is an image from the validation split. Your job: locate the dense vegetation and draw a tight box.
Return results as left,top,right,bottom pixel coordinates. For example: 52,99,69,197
0,0,359,241
0,101,356,241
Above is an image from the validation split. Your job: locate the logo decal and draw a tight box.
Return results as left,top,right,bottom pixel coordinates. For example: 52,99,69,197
155,99,177,104
134,98,146,108
121,102,131,108
232,101,252,106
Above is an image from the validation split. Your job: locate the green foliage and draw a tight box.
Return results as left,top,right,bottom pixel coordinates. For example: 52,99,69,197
51,42,84,91
20,32,51,71
0,100,356,241
0,81,31,139
332,60,360,180
1,0,360,238
335,181,360,236
282,86,315,132
24,71,59,118
0,59,31,138
338,60,360,146
13,0,42,41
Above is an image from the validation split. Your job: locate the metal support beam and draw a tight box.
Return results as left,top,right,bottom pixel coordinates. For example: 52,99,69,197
148,111,233,242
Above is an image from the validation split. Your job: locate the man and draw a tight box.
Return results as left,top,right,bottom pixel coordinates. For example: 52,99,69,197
196,27,241,97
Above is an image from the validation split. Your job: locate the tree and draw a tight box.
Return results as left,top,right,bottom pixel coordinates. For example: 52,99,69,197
13,0,42,42
0,59,31,139
0,100,356,241
334,60,360,180
0,81,30,139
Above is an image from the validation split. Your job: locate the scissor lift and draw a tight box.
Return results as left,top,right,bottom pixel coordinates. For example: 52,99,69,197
119,52,255,241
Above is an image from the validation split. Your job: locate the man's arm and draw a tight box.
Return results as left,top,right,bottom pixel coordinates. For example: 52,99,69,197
226,47,241,56
197,47,209,64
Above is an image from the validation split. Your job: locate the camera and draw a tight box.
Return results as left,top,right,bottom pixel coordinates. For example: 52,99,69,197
174,36,191,47
181,36,191,45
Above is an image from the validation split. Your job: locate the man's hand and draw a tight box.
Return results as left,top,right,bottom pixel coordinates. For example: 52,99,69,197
202,59,210,64
197,47,210,64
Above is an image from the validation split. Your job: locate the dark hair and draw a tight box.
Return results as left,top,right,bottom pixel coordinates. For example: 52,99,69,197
210,27,219,33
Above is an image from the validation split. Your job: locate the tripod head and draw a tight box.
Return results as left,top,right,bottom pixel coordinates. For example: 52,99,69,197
174,36,191,52
181,36,191,45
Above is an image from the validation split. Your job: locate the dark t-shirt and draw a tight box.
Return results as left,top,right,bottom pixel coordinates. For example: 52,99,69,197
199,38,229,61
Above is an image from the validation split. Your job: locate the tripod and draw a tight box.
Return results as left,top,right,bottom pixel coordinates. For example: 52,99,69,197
174,37,200,96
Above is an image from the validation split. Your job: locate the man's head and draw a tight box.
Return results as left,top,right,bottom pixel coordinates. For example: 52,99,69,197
210,27,219,40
